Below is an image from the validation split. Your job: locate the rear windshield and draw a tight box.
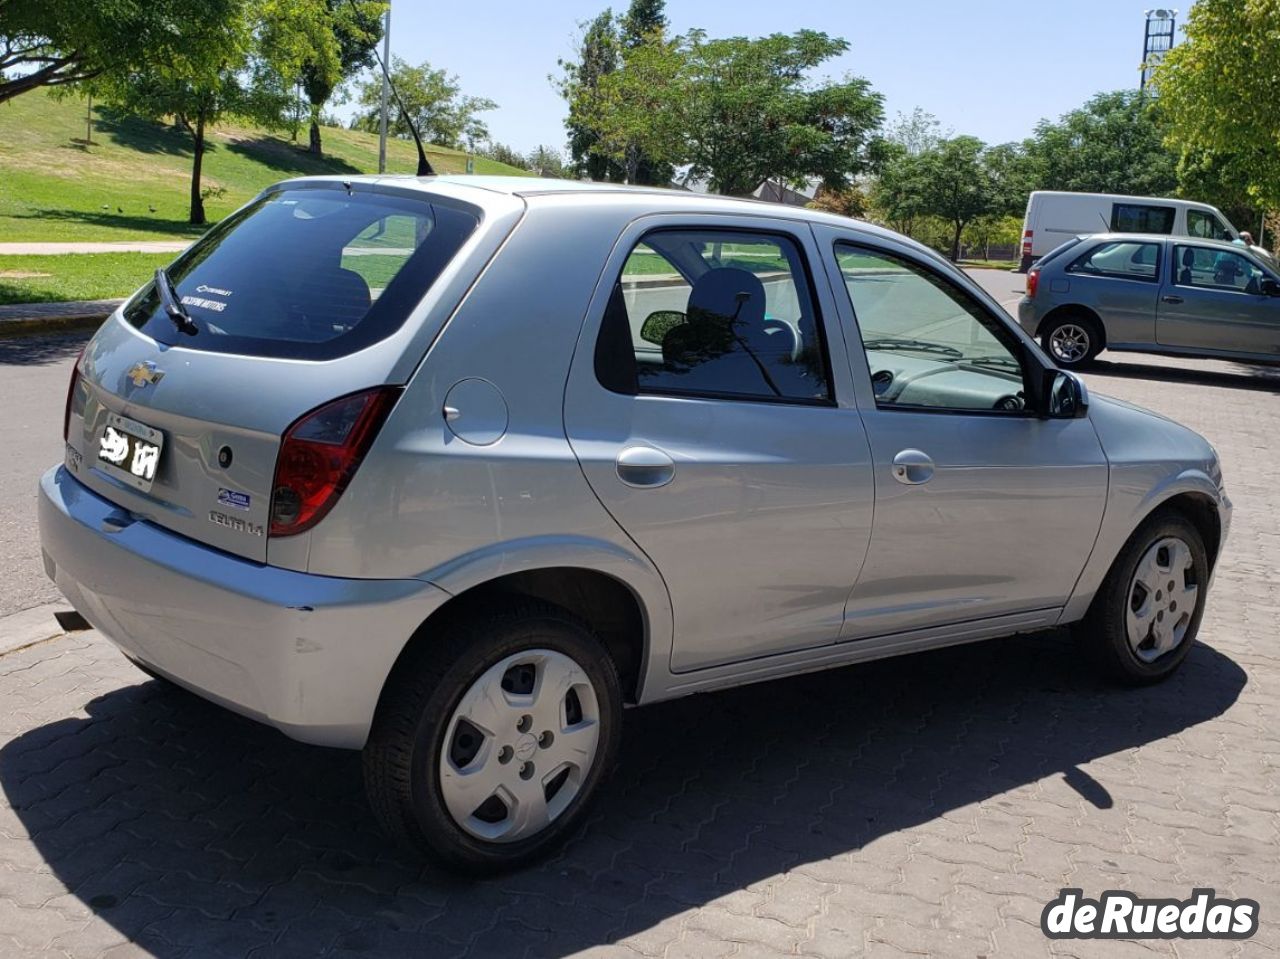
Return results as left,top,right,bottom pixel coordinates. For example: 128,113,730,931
123,186,479,360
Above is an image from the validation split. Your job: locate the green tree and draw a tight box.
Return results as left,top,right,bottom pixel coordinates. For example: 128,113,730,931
1155,0,1280,213
95,0,255,225
616,0,671,184
678,30,883,196
620,0,666,43
352,56,496,149
916,136,995,262
265,0,384,156
870,144,929,236
0,0,231,103
583,30,688,184
558,11,623,181
528,145,567,178
1023,90,1177,197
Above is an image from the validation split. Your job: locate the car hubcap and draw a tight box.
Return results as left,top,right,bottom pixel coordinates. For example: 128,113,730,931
1125,537,1198,663
439,649,600,843
1050,324,1090,363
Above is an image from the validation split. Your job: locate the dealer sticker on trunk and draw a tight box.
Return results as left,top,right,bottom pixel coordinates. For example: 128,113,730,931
217,488,251,511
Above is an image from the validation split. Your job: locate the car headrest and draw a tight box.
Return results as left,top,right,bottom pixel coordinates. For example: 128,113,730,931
1182,247,1197,267
686,268,767,329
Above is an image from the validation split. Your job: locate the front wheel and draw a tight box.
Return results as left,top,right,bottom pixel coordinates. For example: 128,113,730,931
1042,314,1101,368
1078,511,1209,684
363,603,621,874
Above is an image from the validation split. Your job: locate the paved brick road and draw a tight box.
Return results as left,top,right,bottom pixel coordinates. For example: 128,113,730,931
1,349,1277,958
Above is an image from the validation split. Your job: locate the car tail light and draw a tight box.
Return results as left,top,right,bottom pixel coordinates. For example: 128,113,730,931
269,386,401,537
1026,268,1040,298
63,348,86,441
1022,230,1033,257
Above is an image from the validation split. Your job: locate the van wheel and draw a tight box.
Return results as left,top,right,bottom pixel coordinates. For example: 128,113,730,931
1042,313,1101,367
363,602,621,875
1078,511,1208,685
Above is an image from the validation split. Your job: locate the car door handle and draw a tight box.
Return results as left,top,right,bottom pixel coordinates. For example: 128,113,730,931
891,449,934,485
1162,294,1184,304
616,446,675,488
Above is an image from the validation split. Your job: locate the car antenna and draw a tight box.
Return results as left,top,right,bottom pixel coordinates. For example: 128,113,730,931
347,0,435,177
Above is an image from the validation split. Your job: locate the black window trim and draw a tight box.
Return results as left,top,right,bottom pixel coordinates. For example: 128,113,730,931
1065,239,1163,284
1172,243,1276,296
596,224,838,408
121,181,482,361
1109,201,1177,235
833,239,1039,418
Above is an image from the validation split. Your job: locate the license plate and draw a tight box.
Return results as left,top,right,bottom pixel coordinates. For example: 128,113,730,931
97,413,164,492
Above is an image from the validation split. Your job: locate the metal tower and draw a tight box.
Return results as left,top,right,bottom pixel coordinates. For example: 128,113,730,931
1141,9,1178,91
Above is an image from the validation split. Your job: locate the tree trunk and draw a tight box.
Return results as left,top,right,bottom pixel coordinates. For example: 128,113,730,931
189,110,207,226
950,221,963,262
309,118,322,156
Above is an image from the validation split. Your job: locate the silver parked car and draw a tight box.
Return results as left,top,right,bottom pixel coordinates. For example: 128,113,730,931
1018,232,1280,368
39,177,1230,873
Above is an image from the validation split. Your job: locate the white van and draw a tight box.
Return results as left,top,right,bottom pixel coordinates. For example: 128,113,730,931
1019,191,1240,271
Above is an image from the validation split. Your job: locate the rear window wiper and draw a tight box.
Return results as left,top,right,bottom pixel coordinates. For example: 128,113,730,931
863,337,962,359
154,268,198,336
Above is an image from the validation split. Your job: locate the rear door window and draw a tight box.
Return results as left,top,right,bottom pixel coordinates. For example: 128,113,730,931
1110,203,1176,235
123,188,478,360
1067,241,1161,281
595,229,832,403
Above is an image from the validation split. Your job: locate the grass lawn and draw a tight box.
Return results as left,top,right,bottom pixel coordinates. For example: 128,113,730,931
0,253,172,304
958,258,1020,271
0,91,531,245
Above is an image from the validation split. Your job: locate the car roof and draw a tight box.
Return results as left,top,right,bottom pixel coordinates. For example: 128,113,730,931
1081,232,1247,252
274,172,901,235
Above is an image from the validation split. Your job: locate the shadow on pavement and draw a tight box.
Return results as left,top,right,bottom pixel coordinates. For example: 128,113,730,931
0,331,92,366
1087,355,1280,393
0,631,1245,957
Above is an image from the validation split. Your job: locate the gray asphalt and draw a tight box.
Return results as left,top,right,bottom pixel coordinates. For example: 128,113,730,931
0,331,91,617
0,267,1025,621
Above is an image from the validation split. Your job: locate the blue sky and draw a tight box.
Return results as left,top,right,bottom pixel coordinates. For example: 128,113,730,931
352,0,1176,154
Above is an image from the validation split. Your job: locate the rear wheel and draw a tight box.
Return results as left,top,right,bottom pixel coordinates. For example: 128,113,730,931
1078,511,1208,684
1042,313,1101,367
363,603,621,874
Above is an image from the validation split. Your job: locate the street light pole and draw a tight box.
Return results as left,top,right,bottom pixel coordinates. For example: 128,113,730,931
378,4,391,174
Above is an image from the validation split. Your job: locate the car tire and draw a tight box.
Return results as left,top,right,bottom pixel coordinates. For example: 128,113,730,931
1078,510,1209,685
1041,313,1101,368
363,601,621,875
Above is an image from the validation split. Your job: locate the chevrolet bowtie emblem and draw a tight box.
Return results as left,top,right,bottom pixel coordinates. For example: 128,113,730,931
126,361,164,388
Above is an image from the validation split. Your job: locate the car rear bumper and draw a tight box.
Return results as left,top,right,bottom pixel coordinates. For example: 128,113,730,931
1016,297,1039,336
38,465,450,749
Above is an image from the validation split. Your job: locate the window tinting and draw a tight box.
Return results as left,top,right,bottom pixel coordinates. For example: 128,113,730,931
835,244,1029,413
1067,241,1161,281
1174,245,1267,294
1110,203,1176,235
596,230,831,403
123,188,478,360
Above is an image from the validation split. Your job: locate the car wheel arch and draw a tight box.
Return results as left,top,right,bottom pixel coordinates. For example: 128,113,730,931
379,564,658,714
1039,304,1106,350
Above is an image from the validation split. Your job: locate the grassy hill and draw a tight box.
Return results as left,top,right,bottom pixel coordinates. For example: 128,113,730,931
0,90,532,244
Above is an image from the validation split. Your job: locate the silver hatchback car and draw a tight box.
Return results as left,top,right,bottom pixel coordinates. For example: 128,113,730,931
1018,232,1280,368
39,177,1230,873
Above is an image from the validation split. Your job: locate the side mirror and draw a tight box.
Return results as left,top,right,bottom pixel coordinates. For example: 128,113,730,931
1260,278,1280,297
639,310,684,345
1045,370,1089,419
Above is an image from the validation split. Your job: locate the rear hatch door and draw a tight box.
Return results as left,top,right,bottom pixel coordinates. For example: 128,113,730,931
66,182,485,562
